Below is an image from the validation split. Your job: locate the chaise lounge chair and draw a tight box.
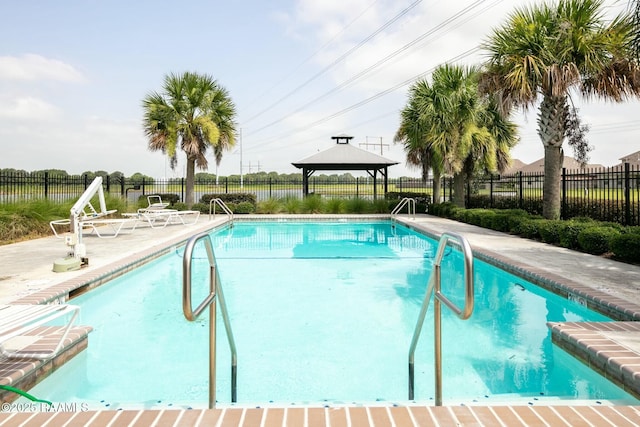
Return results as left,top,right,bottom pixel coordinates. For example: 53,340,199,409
123,195,200,228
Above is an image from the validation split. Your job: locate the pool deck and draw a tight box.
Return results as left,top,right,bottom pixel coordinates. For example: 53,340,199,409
0,214,640,426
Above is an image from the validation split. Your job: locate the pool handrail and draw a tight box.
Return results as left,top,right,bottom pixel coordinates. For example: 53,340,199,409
182,232,238,408
208,198,234,223
391,197,416,221
408,231,474,405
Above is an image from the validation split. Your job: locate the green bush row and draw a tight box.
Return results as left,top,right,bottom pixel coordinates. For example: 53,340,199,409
467,194,639,224
430,202,640,263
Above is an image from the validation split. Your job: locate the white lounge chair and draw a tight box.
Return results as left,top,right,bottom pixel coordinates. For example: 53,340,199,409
138,195,170,212
122,195,200,228
0,304,80,360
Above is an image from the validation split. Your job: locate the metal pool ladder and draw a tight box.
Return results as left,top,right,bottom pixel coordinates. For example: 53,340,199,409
182,232,238,408
208,198,234,223
391,197,416,224
408,232,474,405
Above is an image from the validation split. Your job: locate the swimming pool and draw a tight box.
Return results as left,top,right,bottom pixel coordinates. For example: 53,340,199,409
23,220,638,408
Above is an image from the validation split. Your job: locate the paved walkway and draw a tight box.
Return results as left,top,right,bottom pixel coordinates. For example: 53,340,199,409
0,215,224,304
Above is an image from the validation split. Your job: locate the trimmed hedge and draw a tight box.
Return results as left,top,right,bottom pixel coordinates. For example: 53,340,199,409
427,203,638,263
610,233,640,263
577,227,621,255
200,193,257,205
468,194,638,225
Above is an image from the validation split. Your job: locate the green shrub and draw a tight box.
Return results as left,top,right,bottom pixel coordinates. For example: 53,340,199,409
467,209,493,226
516,219,543,240
301,195,324,214
386,192,431,205
429,202,457,217
507,215,534,235
256,198,282,214
558,221,593,249
489,213,511,232
479,211,497,229
325,198,345,214
172,202,188,211
537,220,564,244
577,226,621,255
283,197,301,213
627,226,640,235
191,203,209,214
234,201,256,214
345,198,369,214
372,199,391,213
200,193,257,206
610,233,640,263
223,202,237,213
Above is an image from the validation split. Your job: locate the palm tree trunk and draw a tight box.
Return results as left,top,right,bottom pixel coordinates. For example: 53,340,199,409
432,171,442,204
452,172,465,208
543,145,563,219
537,95,568,220
185,157,196,206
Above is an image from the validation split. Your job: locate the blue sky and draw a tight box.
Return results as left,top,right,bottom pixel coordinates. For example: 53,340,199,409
2,0,639,178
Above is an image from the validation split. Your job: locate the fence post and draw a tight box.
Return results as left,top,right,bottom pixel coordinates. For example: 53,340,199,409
442,177,446,202
181,178,185,202
625,162,631,226
120,177,125,196
466,179,471,208
269,177,272,199
518,172,523,209
44,171,49,199
490,174,494,208
106,175,110,193
83,174,88,190
564,168,572,219
142,178,146,196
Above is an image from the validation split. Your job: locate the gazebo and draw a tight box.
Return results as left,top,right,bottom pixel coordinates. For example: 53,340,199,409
291,134,399,198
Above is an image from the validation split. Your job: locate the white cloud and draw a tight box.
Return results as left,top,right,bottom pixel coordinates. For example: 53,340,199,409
0,54,85,83
0,96,60,120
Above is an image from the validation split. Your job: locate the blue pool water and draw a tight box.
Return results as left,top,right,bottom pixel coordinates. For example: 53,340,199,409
24,221,638,408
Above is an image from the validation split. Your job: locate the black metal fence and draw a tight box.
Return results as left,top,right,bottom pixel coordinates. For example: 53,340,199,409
1,163,638,225
467,163,639,226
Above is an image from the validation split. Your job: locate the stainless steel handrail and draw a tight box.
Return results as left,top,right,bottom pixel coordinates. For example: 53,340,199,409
183,232,238,408
408,232,474,405
208,198,234,222
391,197,416,220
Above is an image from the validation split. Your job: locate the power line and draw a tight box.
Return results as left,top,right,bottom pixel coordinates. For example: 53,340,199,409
245,0,500,138
243,0,424,126
243,0,380,110
245,46,480,154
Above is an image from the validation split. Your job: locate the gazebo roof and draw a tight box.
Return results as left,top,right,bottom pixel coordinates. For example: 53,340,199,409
292,139,399,171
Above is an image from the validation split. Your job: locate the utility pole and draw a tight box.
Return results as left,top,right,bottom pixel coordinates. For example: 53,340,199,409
239,128,243,189
359,136,389,155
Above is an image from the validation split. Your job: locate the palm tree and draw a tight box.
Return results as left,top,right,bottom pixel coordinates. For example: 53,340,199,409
481,0,640,219
142,72,237,206
631,0,640,60
396,64,518,208
394,80,446,204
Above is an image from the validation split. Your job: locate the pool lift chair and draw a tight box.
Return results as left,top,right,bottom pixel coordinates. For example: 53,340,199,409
51,176,116,272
